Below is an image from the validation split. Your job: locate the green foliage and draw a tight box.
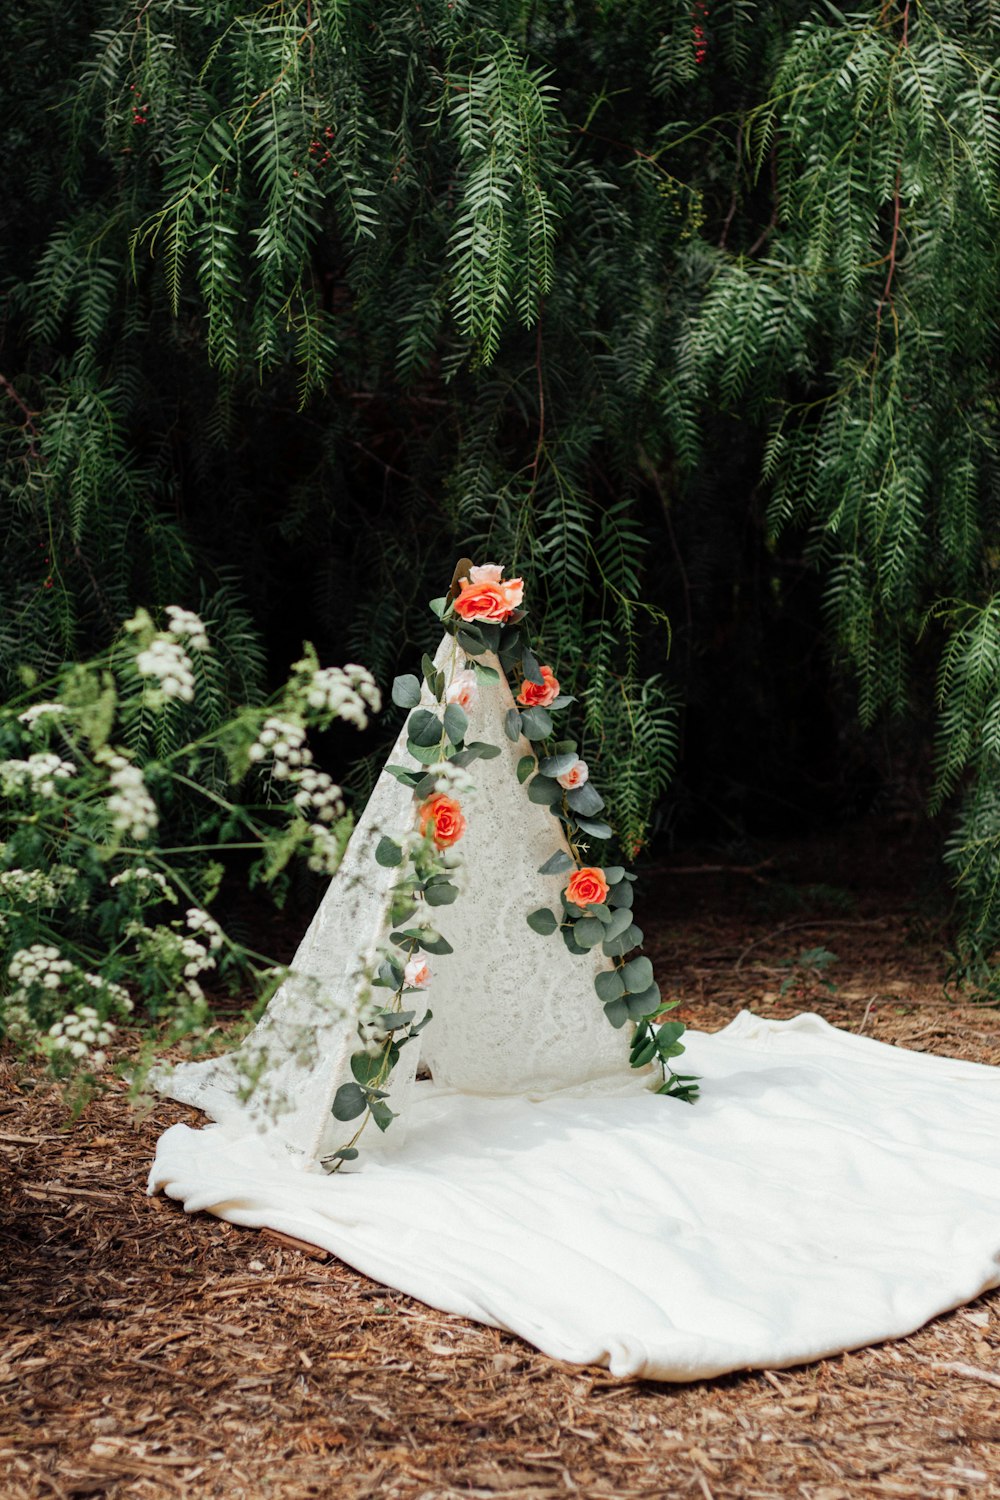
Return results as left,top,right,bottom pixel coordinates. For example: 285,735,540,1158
3,0,1000,956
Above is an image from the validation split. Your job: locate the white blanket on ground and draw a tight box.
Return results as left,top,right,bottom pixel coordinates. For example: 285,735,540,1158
149,1011,1000,1382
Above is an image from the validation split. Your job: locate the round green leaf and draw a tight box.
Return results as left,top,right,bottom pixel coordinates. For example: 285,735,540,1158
573,916,605,948
391,674,421,709
622,956,654,993
527,907,558,935
594,969,625,1002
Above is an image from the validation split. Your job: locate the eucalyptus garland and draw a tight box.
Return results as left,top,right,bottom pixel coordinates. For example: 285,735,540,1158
325,564,697,1168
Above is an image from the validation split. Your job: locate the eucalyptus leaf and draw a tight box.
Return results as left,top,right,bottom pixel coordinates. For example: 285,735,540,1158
603,921,643,958
504,707,523,742
331,1082,368,1121
408,707,443,747
456,628,486,655
595,969,625,1003
539,751,578,778
526,907,558,935
375,835,403,868
549,695,575,709
407,739,448,764
520,706,553,740
370,1099,397,1133
608,881,634,909
603,997,629,1029
351,1052,385,1086
603,865,626,885
391,674,422,709
573,916,605,948
622,955,654,992
443,701,468,745
566,782,605,816
538,849,574,875
527,775,562,805
384,764,421,787
429,596,447,619
521,646,544,685
424,881,458,906
473,661,500,684
517,754,536,784
574,815,613,839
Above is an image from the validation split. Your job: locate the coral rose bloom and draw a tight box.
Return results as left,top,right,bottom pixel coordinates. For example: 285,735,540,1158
517,665,559,708
453,569,524,623
418,793,466,849
566,866,609,907
404,956,431,989
557,757,589,790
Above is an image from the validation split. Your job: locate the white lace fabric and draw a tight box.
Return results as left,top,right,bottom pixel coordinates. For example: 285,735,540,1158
156,635,630,1162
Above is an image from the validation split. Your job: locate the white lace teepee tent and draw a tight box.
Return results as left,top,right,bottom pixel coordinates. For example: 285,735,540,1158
157,629,632,1165
151,570,1000,1383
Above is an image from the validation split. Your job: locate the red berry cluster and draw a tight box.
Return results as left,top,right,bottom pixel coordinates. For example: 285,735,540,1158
37,540,53,591
692,0,709,65
129,84,150,125
308,125,335,169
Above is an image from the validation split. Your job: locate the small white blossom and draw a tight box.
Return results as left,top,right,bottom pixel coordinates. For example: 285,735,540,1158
299,662,381,729
291,767,345,823
105,758,159,841
135,636,196,701
306,822,344,876
17,703,67,728
0,753,76,798
0,868,60,903
110,865,172,898
431,760,475,797
164,606,210,651
185,907,224,950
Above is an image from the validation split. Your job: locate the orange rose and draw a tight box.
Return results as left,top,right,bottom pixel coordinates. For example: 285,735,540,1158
453,573,524,623
517,665,559,708
418,793,466,849
566,866,609,907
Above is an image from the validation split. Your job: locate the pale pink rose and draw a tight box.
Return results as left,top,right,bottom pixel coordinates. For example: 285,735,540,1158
404,956,431,989
445,669,478,713
500,576,524,611
557,757,589,790
468,563,504,585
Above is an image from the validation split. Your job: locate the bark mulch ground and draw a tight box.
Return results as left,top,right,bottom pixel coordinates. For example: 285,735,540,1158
3,819,1000,1500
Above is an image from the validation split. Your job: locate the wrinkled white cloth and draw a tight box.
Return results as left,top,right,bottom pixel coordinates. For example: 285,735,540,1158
149,1010,1000,1381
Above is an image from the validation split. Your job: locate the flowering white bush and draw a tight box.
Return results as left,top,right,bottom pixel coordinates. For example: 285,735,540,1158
0,752,76,798
0,603,380,1094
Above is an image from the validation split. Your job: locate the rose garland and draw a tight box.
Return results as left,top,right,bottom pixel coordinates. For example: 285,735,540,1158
324,564,697,1168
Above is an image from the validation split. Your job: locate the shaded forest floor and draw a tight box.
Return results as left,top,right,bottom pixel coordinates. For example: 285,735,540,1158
4,817,1000,1500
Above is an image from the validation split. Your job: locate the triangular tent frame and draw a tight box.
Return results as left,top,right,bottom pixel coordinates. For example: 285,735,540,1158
158,565,691,1168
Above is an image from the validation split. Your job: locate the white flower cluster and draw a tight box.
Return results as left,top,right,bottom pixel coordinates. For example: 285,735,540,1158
0,868,60,904
431,759,475,798
9,943,73,990
306,822,344,876
248,716,309,778
302,663,381,729
17,702,67,728
104,756,159,841
185,906,223,950
292,767,344,823
47,1006,116,1067
110,865,173,898
165,606,210,651
136,636,196,701
0,752,76,798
